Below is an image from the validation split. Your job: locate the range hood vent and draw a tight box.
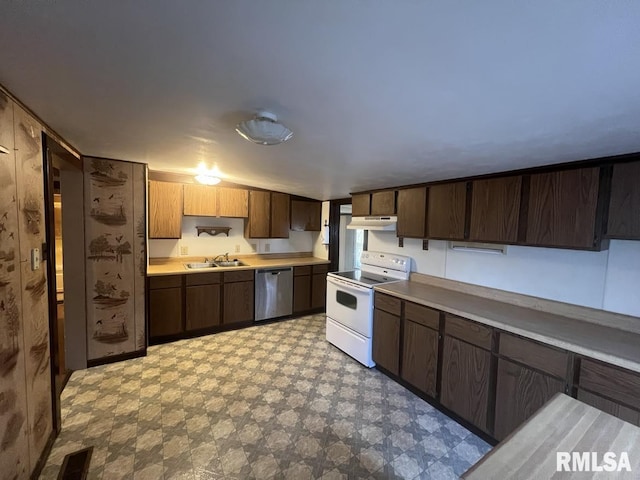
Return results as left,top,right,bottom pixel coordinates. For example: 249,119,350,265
347,216,397,231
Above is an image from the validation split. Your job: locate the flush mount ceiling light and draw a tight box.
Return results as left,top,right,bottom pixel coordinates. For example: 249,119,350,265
235,111,293,145
194,163,222,185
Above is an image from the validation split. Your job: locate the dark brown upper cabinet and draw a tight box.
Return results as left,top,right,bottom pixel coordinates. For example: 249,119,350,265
270,192,290,238
525,167,600,249
351,193,371,216
427,182,468,240
290,200,322,231
397,187,427,238
371,191,396,216
469,176,522,243
246,191,290,238
607,161,640,239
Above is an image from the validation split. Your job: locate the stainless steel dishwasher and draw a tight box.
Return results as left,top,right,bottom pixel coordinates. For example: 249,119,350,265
255,267,293,321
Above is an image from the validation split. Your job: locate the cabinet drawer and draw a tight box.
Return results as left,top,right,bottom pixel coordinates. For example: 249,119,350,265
294,265,312,276
185,272,221,286
405,302,440,330
579,359,640,410
223,270,254,283
499,333,568,379
149,275,182,290
374,293,401,316
312,264,329,274
444,314,492,350
577,389,640,427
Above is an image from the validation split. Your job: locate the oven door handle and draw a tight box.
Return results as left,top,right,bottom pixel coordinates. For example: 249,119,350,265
327,275,371,293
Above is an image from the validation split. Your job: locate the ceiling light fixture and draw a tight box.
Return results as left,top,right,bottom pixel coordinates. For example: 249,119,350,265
194,163,222,185
235,111,293,145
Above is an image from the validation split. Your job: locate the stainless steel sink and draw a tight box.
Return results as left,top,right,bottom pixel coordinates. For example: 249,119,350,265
184,262,218,269
214,260,247,267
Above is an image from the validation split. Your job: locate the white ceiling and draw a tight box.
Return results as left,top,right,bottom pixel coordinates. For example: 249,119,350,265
1,1,640,200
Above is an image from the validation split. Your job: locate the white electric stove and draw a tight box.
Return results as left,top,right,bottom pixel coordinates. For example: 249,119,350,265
325,251,411,367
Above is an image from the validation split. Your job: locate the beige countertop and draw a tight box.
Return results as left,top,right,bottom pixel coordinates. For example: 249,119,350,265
463,393,640,479
147,254,330,276
374,280,640,373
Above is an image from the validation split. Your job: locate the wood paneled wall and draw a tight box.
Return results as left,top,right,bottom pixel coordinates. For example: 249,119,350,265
83,157,147,361
0,93,53,477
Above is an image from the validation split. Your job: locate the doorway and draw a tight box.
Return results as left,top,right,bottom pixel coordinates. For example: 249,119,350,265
43,134,85,432
329,199,367,272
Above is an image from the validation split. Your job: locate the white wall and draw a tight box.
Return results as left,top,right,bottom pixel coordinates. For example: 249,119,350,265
368,232,640,318
149,215,314,258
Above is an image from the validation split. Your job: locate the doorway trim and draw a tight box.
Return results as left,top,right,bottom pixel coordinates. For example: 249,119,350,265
42,133,84,434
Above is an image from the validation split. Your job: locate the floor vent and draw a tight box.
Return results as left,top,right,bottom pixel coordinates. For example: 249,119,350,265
57,446,93,480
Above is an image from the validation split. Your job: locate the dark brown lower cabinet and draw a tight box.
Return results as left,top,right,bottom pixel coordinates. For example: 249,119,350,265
149,287,183,337
401,320,438,397
223,280,254,324
494,359,565,440
186,284,221,330
440,336,491,432
577,390,640,427
311,264,329,310
372,309,400,375
293,274,311,313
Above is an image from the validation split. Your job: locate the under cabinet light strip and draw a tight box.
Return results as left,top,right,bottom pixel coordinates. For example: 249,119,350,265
450,245,506,255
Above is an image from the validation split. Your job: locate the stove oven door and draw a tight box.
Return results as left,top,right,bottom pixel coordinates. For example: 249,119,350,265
326,275,373,337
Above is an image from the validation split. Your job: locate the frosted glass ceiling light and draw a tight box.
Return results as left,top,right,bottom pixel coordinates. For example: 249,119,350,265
236,111,293,145
195,163,221,185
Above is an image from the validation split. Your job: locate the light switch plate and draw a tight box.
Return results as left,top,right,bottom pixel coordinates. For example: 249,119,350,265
180,245,188,256
31,248,40,270
264,243,270,253
234,244,240,253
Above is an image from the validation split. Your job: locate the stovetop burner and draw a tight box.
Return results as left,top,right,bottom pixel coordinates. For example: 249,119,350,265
330,270,400,287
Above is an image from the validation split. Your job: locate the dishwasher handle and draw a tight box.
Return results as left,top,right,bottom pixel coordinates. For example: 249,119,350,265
256,267,293,275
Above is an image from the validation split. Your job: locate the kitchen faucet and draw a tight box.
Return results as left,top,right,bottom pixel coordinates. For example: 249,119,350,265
213,252,230,262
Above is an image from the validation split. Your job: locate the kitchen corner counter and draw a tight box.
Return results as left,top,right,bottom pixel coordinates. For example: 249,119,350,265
147,255,330,276
462,393,640,479
374,280,640,374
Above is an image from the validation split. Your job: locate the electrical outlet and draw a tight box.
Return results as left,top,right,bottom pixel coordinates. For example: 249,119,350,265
235,244,240,253
264,243,270,253
250,243,257,252
180,245,189,256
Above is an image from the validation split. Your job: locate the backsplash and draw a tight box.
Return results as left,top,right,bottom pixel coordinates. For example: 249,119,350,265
368,233,640,318
149,215,316,258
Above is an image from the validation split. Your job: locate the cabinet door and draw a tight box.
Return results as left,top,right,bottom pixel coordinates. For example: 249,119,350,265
607,161,640,239
402,320,439,397
577,390,640,427
223,281,254,324
311,273,327,310
186,284,221,330
470,176,521,243
372,309,400,375
352,193,371,216
440,336,491,431
183,184,217,216
293,274,311,313
270,192,290,238
291,200,321,231
428,182,467,240
371,191,396,215
494,358,565,440
149,181,183,238
247,191,270,238
526,167,600,249
149,287,183,337
218,187,249,217
397,187,427,238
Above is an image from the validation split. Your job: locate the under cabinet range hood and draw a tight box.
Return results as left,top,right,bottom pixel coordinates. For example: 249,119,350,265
347,216,397,231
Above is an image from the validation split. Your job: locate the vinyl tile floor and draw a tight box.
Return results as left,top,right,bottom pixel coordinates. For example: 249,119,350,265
40,314,491,479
